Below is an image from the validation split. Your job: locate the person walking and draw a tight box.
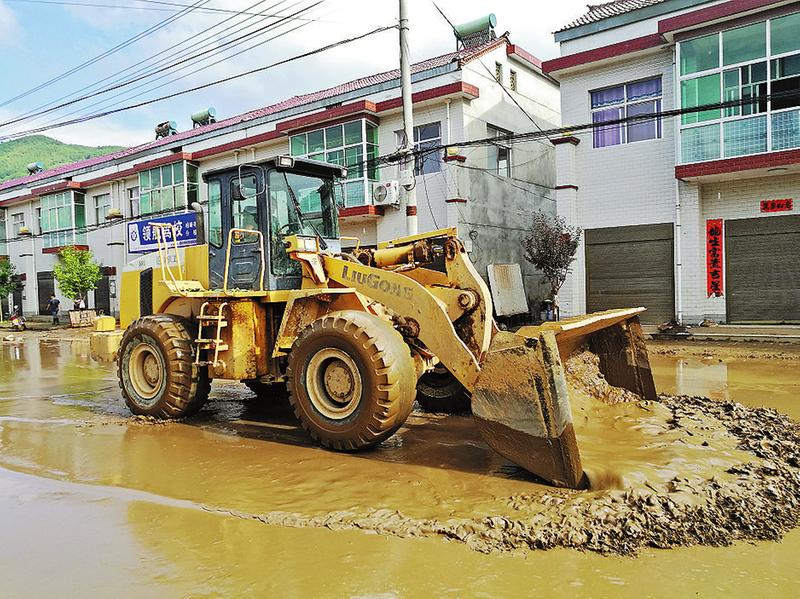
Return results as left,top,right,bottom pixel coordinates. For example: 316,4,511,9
47,294,61,325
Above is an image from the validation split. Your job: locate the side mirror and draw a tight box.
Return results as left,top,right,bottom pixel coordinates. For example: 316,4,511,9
232,182,244,202
336,181,346,209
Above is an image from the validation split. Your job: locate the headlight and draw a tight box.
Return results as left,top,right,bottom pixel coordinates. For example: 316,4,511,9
303,237,317,251
277,155,295,168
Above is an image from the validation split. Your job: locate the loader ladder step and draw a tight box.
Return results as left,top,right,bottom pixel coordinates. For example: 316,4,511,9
194,301,229,370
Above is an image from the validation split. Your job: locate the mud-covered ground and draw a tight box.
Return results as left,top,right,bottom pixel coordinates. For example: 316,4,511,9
1,332,799,596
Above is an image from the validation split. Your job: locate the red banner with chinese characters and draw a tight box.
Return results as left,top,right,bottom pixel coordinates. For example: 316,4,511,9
760,198,793,212
706,219,724,298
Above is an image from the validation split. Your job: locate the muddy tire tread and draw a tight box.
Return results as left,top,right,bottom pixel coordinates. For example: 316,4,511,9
118,314,209,418
286,310,416,451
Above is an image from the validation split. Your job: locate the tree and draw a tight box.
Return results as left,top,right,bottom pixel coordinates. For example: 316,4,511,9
0,258,20,319
521,212,582,319
53,246,102,307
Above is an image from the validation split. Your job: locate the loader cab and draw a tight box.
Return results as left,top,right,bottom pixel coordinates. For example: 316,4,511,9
204,156,345,290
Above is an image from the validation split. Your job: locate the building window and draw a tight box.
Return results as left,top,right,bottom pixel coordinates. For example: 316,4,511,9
94,193,111,223
290,119,378,207
11,212,25,234
207,180,222,248
495,61,503,83
128,186,140,218
679,13,800,162
0,210,6,255
509,69,518,91
488,125,512,176
591,78,662,148
397,122,443,176
40,190,87,249
138,161,197,215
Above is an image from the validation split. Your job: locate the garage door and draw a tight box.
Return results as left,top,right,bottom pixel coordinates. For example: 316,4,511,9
585,223,675,325
726,215,800,323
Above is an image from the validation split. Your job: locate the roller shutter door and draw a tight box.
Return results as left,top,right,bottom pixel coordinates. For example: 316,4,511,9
585,223,675,325
726,215,800,323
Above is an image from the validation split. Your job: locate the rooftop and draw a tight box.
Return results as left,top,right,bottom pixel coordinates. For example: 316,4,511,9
0,36,514,194
557,0,669,32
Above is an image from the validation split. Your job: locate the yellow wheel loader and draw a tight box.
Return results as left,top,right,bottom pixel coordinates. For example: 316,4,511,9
113,156,656,488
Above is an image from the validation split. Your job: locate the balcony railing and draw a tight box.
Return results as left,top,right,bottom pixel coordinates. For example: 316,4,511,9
681,106,800,163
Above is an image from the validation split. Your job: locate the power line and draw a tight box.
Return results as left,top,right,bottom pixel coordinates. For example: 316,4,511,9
3,0,303,132
0,0,324,129
4,0,320,18
0,0,212,109
0,24,398,142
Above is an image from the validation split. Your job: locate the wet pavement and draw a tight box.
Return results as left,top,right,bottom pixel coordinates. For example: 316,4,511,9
1,337,799,597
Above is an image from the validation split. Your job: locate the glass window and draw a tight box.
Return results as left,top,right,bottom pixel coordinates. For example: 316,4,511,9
307,130,324,153
94,193,111,223
173,162,184,184
208,180,222,248
268,170,339,275
680,33,719,75
11,212,25,234
292,119,376,207
325,125,343,149
495,61,503,83
681,74,721,124
401,121,442,175
487,125,512,176
510,69,518,91
591,78,662,147
772,109,800,150
137,161,193,215
723,22,766,66
343,121,362,146
290,134,306,156
0,210,5,255
771,12,800,56
128,186,140,218
771,54,800,110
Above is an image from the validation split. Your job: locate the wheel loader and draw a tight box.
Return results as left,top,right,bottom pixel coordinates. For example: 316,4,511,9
112,156,656,488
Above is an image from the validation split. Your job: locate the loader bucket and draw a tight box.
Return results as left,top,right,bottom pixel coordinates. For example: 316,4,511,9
471,308,656,488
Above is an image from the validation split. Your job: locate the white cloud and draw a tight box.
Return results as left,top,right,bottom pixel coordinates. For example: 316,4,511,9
0,1,22,47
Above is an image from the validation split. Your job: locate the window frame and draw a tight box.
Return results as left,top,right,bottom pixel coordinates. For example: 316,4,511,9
138,161,195,216
590,77,663,148
289,119,379,208
11,212,25,235
38,190,87,248
487,125,513,177
93,192,111,224
678,13,800,163
396,122,443,176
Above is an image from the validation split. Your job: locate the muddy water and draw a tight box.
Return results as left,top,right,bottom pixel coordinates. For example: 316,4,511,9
1,338,799,597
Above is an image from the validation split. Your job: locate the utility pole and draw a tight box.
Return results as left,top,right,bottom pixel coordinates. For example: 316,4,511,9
399,0,417,236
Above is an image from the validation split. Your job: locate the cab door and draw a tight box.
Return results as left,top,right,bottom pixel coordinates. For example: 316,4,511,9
207,169,266,290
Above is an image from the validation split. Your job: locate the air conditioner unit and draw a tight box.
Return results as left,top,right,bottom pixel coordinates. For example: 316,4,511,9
372,180,400,206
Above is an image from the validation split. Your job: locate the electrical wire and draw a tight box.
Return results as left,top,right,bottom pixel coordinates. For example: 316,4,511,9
0,0,324,129
0,24,397,142
3,0,305,133
0,0,212,109
4,0,320,18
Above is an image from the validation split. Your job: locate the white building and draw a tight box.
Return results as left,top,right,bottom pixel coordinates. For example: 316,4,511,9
545,0,800,324
0,29,559,317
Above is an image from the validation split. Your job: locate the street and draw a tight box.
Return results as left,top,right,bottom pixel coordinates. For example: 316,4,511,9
0,332,798,597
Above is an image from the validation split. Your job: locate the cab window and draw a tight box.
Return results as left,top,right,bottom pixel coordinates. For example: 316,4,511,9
207,179,222,248
231,175,259,244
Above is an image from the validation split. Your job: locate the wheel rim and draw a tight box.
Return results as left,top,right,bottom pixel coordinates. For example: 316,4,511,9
128,339,165,405
306,348,362,420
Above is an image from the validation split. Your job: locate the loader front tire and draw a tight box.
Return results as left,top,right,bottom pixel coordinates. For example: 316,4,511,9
118,315,210,418
416,365,471,414
287,310,416,451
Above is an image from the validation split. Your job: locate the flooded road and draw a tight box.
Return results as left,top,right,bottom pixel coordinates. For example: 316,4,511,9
1,337,799,597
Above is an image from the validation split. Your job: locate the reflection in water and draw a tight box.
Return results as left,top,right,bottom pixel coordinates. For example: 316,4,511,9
0,339,799,596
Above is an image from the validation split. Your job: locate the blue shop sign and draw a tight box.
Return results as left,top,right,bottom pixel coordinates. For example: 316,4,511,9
128,212,199,254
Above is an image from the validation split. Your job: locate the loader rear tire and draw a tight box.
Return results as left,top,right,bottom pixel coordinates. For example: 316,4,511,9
416,365,471,414
118,314,210,418
286,310,416,451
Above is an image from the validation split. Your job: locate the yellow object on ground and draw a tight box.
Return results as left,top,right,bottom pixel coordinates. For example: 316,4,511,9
95,316,116,331
90,330,123,362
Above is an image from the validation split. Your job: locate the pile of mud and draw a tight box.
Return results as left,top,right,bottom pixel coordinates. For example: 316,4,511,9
205,350,800,555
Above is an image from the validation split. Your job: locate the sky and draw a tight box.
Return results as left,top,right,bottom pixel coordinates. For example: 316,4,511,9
0,0,589,148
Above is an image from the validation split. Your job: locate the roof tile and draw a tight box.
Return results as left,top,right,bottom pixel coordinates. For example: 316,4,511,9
557,0,669,32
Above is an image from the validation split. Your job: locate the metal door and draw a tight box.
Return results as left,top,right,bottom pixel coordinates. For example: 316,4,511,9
585,223,675,325
37,271,55,316
94,275,111,315
208,169,265,290
726,215,800,323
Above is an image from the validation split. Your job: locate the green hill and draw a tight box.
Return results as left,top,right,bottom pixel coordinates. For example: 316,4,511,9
0,135,125,183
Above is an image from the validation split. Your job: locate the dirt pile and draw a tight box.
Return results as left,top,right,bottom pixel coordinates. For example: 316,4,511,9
563,348,641,404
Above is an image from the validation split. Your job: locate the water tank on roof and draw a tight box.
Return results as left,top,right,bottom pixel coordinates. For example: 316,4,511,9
26,161,44,174
454,14,497,38
191,107,217,128
155,120,178,139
